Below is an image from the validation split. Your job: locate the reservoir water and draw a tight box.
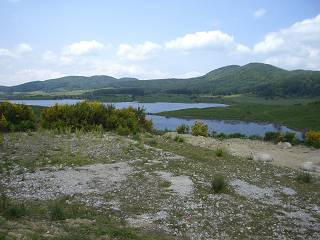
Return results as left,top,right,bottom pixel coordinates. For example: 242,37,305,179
6,99,302,137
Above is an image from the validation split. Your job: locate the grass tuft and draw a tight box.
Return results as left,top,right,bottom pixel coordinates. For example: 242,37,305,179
211,175,228,194
296,172,312,183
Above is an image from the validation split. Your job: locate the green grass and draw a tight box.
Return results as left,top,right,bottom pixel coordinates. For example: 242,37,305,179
211,175,228,194
159,102,320,131
296,172,312,183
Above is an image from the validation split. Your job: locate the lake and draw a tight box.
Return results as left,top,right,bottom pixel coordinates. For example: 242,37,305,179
5,99,302,137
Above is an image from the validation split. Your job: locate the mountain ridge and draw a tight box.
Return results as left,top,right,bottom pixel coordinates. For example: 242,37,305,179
1,63,320,97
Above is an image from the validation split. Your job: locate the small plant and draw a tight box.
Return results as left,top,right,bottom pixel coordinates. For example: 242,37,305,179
0,132,3,146
117,125,130,136
159,180,171,188
49,201,66,221
211,175,228,193
214,147,226,157
296,172,312,183
176,124,189,134
264,131,281,142
249,135,263,140
191,121,208,137
283,132,296,143
0,193,26,219
174,135,185,143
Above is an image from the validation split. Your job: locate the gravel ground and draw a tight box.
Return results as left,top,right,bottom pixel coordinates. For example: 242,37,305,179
0,131,319,239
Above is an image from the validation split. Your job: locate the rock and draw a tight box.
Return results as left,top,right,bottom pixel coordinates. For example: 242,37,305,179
250,152,274,162
300,161,320,172
277,142,292,149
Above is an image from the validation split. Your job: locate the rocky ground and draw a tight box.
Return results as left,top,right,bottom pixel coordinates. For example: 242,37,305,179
0,131,319,239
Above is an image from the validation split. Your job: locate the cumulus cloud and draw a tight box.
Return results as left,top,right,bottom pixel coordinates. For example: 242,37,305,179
253,14,320,69
0,48,15,58
254,8,267,19
164,30,250,56
16,43,32,54
117,41,162,60
0,43,32,59
178,71,202,78
63,40,104,56
0,69,64,86
165,30,234,50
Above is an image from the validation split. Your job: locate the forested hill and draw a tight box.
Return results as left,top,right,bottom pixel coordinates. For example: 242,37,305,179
1,63,320,97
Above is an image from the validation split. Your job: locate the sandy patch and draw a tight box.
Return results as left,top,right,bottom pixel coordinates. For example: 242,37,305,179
4,162,132,200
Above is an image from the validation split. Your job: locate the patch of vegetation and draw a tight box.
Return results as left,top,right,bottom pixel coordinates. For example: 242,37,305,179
0,102,36,132
176,124,189,134
214,147,227,157
211,175,228,194
264,131,296,144
296,172,312,183
159,180,171,188
40,101,153,134
191,121,208,137
159,102,320,131
174,135,185,143
49,200,66,221
305,130,320,148
0,193,27,219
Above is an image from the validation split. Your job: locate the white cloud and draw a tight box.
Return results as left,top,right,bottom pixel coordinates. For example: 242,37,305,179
16,43,32,54
117,41,162,60
165,30,234,50
0,43,32,59
254,8,267,19
0,69,64,86
178,71,202,78
253,14,320,69
63,40,104,56
0,48,15,58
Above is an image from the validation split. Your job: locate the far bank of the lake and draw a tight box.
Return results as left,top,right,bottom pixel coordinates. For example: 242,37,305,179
158,102,320,131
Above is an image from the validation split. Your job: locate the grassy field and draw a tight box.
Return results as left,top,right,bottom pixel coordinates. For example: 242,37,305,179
158,101,320,131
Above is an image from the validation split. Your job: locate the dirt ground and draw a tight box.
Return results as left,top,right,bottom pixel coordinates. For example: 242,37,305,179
165,132,320,172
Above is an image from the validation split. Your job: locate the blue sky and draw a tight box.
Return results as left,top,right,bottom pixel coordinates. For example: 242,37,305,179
0,0,319,86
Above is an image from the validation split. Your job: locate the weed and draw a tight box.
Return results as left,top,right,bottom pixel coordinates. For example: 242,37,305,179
159,180,171,188
214,147,226,157
211,175,228,193
49,201,66,221
174,135,185,143
296,172,312,183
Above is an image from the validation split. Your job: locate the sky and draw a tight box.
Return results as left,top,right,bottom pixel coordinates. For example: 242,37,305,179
0,0,319,86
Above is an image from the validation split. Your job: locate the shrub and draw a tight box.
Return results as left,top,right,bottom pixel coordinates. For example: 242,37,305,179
176,124,189,134
264,131,297,143
0,102,35,132
191,121,208,137
305,130,320,143
0,114,8,132
40,101,153,134
296,172,312,183
174,135,185,143
211,175,227,193
283,132,296,143
249,135,263,140
264,131,281,142
117,125,130,136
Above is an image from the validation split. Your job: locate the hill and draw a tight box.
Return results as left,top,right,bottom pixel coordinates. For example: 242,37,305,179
1,63,320,97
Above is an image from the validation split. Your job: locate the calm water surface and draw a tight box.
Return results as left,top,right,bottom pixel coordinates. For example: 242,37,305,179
6,99,302,137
